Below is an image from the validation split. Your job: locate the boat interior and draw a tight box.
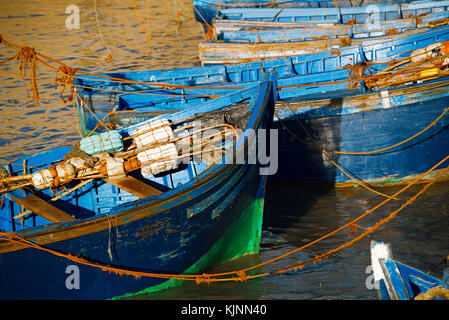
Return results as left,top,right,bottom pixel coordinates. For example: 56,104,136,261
0,92,257,233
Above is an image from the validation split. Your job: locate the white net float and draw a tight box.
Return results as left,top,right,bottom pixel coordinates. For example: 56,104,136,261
137,143,178,177
105,156,125,178
131,119,174,149
31,163,76,189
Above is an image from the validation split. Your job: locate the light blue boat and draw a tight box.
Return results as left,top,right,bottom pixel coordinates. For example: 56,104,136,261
370,240,449,300
217,1,449,24
192,0,422,28
214,11,449,43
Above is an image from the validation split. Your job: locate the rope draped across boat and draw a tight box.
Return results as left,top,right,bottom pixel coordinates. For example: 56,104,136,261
0,153,448,283
1,25,449,286
2,32,449,106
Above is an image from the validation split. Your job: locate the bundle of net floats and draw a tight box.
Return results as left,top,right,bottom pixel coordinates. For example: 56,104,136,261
0,116,237,195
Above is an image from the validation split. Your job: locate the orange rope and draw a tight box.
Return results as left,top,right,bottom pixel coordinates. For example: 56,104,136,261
131,0,153,41
1,154,448,283
191,4,215,40
277,101,449,156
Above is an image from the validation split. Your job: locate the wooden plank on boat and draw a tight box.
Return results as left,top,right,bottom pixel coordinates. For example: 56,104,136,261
12,194,76,223
107,175,163,198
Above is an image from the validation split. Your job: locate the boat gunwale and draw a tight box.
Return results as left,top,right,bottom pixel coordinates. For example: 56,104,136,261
0,82,272,254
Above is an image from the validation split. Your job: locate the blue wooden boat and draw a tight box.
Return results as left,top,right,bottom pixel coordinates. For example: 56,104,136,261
0,81,275,299
272,76,449,185
192,0,420,29
370,240,449,300
192,0,335,28
217,1,449,24
199,16,449,64
74,25,449,135
213,11,449,43
86,69,449,186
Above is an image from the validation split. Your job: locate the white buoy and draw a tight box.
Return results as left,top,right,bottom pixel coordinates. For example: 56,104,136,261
132,119,174,149
31,163,76,189
137,143,178,177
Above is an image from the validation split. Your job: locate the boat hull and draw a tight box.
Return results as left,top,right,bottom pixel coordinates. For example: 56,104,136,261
0,163,266,299
272,82,449,185
0,82,275,300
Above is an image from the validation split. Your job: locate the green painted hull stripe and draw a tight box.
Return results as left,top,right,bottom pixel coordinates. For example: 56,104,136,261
111,197,264,300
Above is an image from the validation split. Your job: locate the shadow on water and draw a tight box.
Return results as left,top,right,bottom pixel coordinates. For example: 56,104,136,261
262,97,344,241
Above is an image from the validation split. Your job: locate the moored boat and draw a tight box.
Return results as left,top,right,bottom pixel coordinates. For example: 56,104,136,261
73,30,449,186
370,240,448,300
192,0,422,29
192,0,335,28
272,76,449,185
0,81,275,299
90,74,449,186
213,11,449,44
199,18,449,65
216,1,449,24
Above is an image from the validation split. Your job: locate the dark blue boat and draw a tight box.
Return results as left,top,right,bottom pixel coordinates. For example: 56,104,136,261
272,76,449,185
0,81,275,299
83,73,449,186
370,240,449,300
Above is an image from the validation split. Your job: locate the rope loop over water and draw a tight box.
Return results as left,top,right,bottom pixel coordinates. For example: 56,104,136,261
55,64,78,103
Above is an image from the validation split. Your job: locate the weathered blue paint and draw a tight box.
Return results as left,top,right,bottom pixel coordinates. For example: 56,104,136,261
75,25,449,135
273,77,449,184
108,76,449,185
192,0,334,28
192,0,422,28
199,23,449,65
370,241,446,300
215,11,449,43
0,81,275,299
218,1,449,23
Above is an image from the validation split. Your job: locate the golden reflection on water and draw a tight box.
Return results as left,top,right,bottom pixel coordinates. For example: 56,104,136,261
0,0,204,163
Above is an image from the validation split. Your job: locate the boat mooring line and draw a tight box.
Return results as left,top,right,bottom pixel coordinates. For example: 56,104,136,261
1,154,448,284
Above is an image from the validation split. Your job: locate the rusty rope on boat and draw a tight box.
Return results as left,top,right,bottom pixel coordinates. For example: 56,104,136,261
1,154,448,284
415,286,449,300
55,65,77,103
0,34,239,104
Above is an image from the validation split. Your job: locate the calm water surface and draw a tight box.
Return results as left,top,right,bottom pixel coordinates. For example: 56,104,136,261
0,0,448,300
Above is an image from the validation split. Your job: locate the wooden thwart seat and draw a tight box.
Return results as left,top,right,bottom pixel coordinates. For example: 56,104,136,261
107,175,164,198
12,194,76,223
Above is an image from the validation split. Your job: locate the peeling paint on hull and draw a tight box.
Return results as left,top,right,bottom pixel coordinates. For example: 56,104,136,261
272,88,449,185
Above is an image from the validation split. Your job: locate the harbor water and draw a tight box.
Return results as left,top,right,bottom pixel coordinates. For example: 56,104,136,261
0,0,448,300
